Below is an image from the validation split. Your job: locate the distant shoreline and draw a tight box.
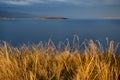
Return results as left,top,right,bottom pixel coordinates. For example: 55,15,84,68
1,17,120,20
35,17,68,20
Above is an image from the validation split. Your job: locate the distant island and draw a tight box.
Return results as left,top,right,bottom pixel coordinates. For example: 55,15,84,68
35,17,68,20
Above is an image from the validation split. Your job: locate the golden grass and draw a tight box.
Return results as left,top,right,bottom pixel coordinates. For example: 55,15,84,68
0,39,120,80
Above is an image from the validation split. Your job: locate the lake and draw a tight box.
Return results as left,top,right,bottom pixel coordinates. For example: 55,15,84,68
0,19,120,52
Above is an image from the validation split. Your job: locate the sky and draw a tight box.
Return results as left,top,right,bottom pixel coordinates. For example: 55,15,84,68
0,0,120,19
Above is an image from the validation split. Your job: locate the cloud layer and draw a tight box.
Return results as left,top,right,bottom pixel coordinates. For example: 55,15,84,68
0,0,120,6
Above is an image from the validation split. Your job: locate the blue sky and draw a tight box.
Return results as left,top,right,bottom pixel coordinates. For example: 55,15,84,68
0,0,120,19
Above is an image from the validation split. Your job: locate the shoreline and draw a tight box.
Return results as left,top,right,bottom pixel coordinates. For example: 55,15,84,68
35,17,68,20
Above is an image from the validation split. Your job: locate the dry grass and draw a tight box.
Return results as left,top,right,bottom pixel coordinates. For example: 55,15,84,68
0,39,120,80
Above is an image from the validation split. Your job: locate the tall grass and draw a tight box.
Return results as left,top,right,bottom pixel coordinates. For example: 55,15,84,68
0,39,120,80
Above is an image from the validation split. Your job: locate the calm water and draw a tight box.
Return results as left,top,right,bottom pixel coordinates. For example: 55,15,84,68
0,19,120,52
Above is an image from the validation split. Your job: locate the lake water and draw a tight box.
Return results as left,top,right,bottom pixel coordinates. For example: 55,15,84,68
0,19,120,52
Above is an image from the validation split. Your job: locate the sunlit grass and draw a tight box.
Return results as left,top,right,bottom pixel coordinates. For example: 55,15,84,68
0,37,120,80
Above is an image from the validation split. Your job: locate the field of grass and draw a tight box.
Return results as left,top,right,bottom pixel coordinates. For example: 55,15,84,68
0,38,120,80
